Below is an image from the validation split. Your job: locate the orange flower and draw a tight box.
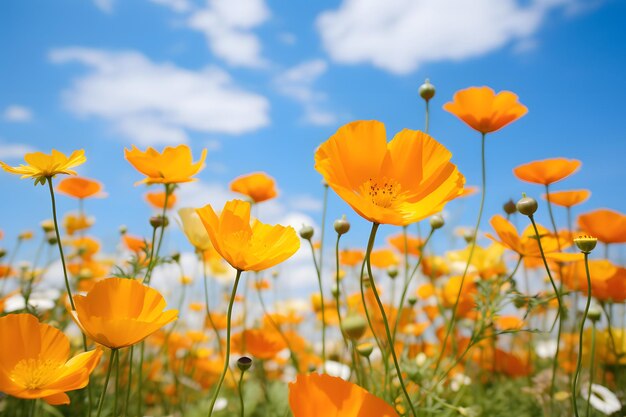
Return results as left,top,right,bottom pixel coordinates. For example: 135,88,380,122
495,316,524,331
289,373,398,417
578,209,626,244
560,259,617,293
340,249,364,267
240,329,286,360
57,177,106,199
122,234,149,253
145,191,177,210
315,120,464,226
0,149,86,184
0,314,102,405
71,278,178,349
388,233,422,257
63,213,94,236
230,172,278,203
124,144,206,185
541,189,590,208
443,86,527,134
369,249,399,268
513,158,581,186
196,199,300,272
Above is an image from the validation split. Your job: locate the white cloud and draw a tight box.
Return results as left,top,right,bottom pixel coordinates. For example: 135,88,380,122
278,32,297,45
317,0,585,74
188,0,270,68
275,59,336,126
3,105,33,123
93,0,114,13
0,141,37,159
50,47,270,145
288,195,323,212
149,0,192,13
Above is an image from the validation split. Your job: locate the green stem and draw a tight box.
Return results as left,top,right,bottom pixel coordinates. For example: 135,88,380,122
123,345,133,417
365,223,417,417
238,369,246,417
202,252,224,357
424,99,430,134
136,342,145,417
393,228,434,342
96,349,116,417
528,214,564,410
586,320,596,417
435,132,487,374
114,348,120,417
334,233,349,350
47,177,75,310
308,239,326,371
572,252,592,417
207,269,243,417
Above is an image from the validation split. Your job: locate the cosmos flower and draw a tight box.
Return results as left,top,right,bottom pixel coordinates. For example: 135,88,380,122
124,144,206,185
230,171,278,203
0,149,86,185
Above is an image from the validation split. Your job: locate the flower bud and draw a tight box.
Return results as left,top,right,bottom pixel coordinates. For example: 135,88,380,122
503,199,517,215
331,284,340,298
171,252,181,263
334,215,350,235
516,195,538,216
356,342,374,357
299,225,314,240
18,231,34,241
46,233,58,246
387,266,398,279
429,214,444,230
150,215,169,229
119,225,128,235
0,248,6,259
237,356,252,372
341,315,368,341
408,296,418,306
587,307,601,322
574,235,598,254
40,220,55,233
419,78,436,101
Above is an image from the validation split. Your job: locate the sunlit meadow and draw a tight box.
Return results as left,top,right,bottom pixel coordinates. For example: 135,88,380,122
1,1,626,417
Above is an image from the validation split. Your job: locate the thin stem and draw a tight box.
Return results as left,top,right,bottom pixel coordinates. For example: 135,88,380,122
424,100,430,134
528,214,564,409
145,184,171,284
572,252,593,417
207,269,243,417
47,177,75,310
123,345,133,417
238,369,246,417
114,348,120,417
435,132,487,374
136,342,145,417
365,223,417,417
96,349,116,417
393,228,434,342
307,238,326,371
586,320,596,417
334,233,349,350
202,252,224,357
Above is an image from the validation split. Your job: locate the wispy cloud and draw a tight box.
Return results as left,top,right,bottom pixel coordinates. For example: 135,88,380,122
275,59,336,126
317,0,592,74
0,141,37,159
50,47,270,145
188,0,270,68
2,105,33,123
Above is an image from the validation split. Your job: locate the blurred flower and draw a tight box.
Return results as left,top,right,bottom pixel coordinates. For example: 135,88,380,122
0,149,86,184
289,373,398,417
230,171,278,203
196,199,300,272
122,234,148,253
57,177,106,199
146,191,177,210
494,316,524,331
388,233,422,257
0,314,102,405
541,189,590,208
178,207,212,251
369,249,398,269
4,289,60,312
513,158,581,185
124,144,206,185
443,86,527,134
240,329,286,360
578,208,626,244
340,249,365,267
315,120,464,226
584,384,621,415
63,213,94,236
71,277,178,349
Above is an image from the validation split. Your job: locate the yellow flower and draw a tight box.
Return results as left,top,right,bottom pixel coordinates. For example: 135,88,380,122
71,277,178,349
178,207,212,251
0,314,102,405
0,149,86,185
124,144,207,185
196,199,300,272
315,120,464,226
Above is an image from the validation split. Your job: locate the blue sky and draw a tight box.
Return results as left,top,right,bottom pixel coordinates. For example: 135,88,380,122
1,0,625,286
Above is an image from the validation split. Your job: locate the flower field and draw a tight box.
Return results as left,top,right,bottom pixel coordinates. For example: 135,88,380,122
0,82,624,417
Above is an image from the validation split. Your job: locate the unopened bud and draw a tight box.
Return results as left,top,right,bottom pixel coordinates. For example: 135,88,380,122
387,266,398,279
503,199,517,215
408,296,418,306
119,225,128,235
429,214,444,230
334,215,351,235
341,315,368,340
587,307,601,322
299,225,314,240
40,220,55,233
356,342,374,357
150,215,168,228
574,235,598,254
419,78,436,101
516,195,538,216
237,356,252,371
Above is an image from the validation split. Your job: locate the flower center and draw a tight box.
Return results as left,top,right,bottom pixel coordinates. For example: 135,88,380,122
360,177,401,208
11,358,63,390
